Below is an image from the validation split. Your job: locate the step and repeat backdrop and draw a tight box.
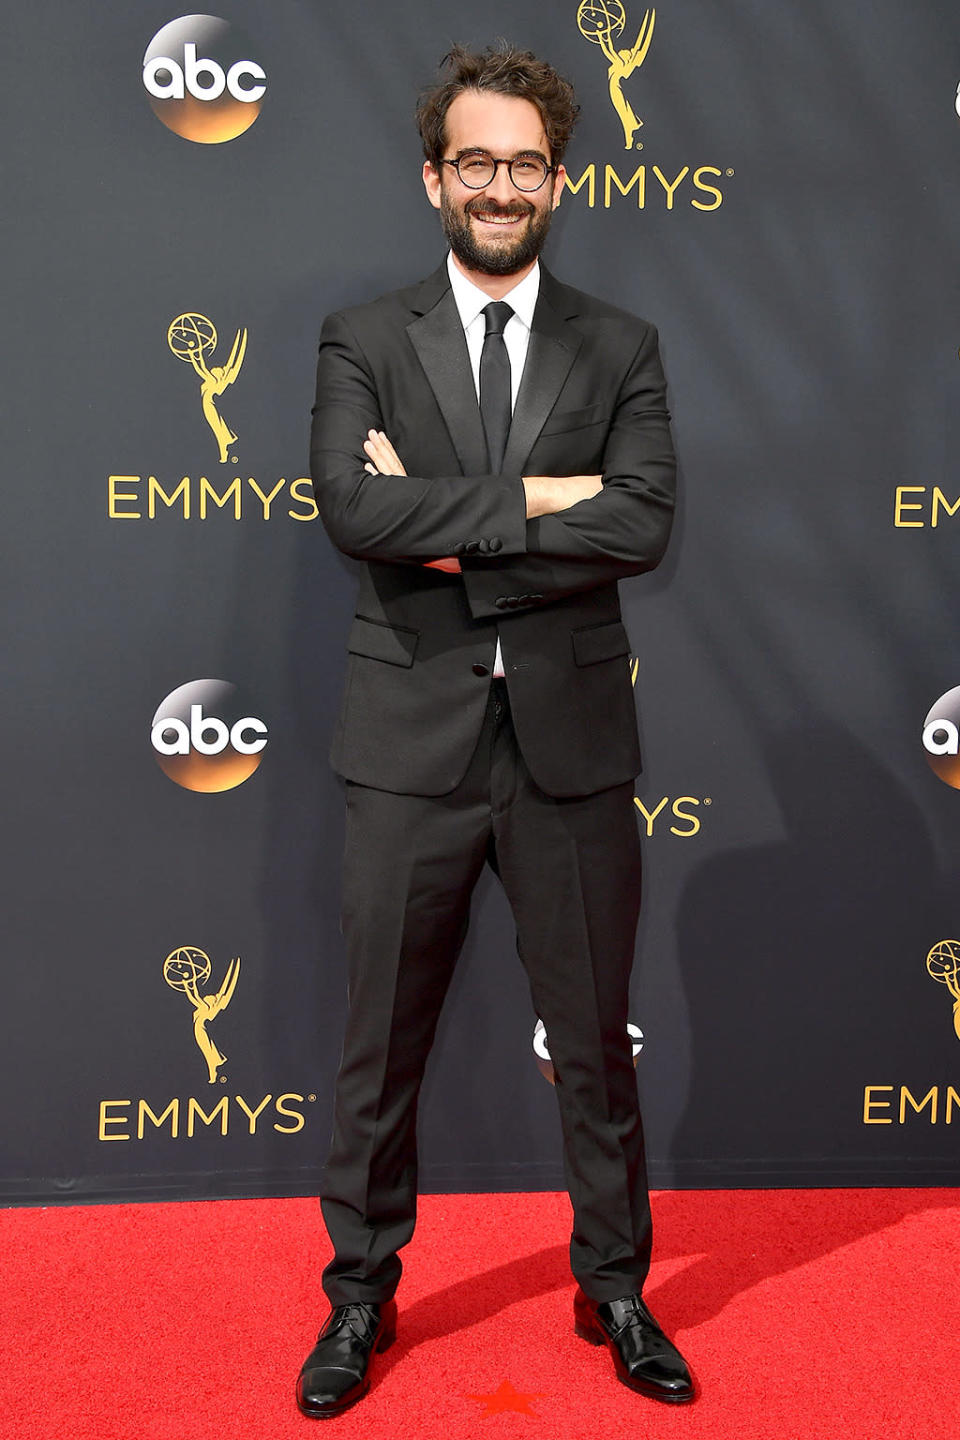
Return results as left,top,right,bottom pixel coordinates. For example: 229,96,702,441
4,0,960,1203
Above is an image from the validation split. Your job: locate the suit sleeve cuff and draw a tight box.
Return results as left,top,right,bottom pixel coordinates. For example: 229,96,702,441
451,473,528,561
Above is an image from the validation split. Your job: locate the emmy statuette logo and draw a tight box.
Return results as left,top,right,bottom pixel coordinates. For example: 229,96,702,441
164,946,241,1083
96,944,316,1143
565,2,728,212
143,15,266,143
926,941,960,1041
533,1018,643,1084
859,940,960,1128
168,313,247,464
577,2,656,150
105,313,318,524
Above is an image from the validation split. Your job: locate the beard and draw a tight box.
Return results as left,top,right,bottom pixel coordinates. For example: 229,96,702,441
439,188,554,276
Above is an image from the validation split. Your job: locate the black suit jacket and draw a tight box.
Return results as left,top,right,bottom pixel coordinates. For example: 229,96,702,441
310,263,676,798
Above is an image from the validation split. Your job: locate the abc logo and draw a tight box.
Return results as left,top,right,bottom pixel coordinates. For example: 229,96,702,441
143,15,266,143
151,679,267,792
533,1018,643,1085
922,686,960,790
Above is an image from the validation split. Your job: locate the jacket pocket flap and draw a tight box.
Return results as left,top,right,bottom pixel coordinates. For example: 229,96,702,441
347,615,419,667
571,620,631,667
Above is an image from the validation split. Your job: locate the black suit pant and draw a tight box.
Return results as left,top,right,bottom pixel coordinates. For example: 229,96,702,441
321,681,652,1305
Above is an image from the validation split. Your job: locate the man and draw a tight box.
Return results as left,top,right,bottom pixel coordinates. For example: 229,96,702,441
298,44,694,1417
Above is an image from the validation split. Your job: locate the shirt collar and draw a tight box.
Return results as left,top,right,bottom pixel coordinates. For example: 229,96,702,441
446,252,541,332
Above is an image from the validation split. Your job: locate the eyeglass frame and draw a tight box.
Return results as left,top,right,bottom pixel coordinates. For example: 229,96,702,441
438,149,557,193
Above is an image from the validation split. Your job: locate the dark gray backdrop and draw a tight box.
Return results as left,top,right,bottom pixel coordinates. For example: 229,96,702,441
4,0,960,1204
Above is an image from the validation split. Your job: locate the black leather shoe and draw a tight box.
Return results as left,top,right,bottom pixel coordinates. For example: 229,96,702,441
296,1299,397,1418
574,1288,695,1403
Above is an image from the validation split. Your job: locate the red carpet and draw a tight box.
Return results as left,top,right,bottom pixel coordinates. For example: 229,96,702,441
4,1188,960,1439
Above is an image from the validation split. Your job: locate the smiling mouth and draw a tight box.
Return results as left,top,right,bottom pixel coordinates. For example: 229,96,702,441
468,206,530,227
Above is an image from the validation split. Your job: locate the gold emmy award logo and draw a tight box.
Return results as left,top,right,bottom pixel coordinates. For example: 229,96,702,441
577,1,656,150
926,941,960,1040
164,946,241,1083
168,312,247,463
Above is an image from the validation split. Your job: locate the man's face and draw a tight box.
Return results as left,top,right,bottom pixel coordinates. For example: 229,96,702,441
422,91,566,277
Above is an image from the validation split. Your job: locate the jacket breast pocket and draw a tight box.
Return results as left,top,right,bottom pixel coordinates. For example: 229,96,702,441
347,615,419,667
539,402,610,438
571,620,631,667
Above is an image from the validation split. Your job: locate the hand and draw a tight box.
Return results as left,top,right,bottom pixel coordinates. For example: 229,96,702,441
363,429,406,476
362,429,461,573
523,474,604,517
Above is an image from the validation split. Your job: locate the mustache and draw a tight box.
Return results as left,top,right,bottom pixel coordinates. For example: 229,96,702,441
465,198,534,219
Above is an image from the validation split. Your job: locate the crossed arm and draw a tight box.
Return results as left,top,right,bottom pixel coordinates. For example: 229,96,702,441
361,427,604,572
311,309,675,617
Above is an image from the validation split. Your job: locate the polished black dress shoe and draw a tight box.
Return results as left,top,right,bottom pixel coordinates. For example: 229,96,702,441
574,1288,695,1403
296,1299,397,1418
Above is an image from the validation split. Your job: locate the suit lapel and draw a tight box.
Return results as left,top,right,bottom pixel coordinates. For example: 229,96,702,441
405,263,583,477
502,268,582,475
406,269,488,476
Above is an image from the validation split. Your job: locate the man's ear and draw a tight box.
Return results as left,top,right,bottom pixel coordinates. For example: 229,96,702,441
422,161,442,211
551,164,567,210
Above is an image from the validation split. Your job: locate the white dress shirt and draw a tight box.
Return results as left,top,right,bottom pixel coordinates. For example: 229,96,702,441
446,253,541,677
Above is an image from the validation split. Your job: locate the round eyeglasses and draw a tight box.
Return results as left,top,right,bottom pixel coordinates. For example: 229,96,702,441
440,151,555,192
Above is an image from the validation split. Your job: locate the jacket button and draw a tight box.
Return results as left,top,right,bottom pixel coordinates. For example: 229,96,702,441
495,597,508,609
478,539,490,554
529,593,544,601
489,536,502,552
465,541,479,555
452,542,465,555
472,663,489,676
507,596,519,608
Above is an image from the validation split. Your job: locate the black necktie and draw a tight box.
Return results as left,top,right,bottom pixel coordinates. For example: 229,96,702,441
480,301,513,472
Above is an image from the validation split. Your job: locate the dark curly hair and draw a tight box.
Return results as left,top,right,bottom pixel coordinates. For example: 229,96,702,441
416,43,580,168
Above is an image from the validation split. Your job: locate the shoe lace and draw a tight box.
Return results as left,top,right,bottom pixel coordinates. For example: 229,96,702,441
326,1303,378,1342
607,1293,652,1337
